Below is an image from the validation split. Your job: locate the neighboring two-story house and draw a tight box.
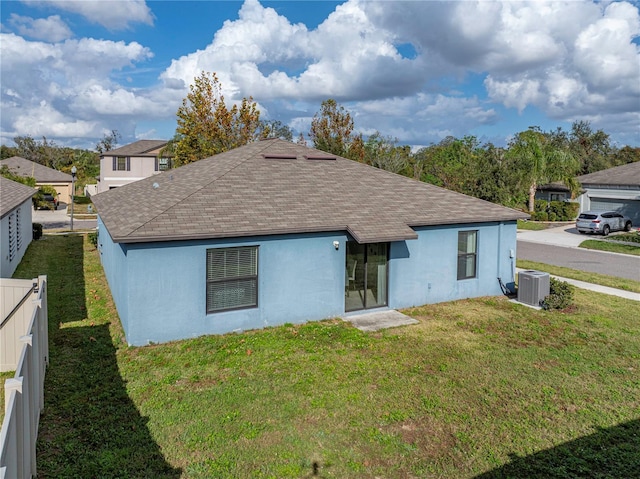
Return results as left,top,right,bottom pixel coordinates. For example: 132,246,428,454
97,140,172,193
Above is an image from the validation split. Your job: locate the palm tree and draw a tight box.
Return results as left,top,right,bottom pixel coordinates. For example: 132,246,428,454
508,129,579,212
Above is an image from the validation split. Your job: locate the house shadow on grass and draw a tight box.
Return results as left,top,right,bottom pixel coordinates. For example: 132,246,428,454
475,419,640,479
14,234,180,478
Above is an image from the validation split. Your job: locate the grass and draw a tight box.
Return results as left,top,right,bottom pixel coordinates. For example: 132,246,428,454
10,235,640,478
517,219,548,231
517,259,640,293
0,371,14,423
579,239,640,256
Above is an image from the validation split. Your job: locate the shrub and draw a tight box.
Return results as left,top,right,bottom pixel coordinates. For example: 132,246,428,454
547,201,579,221
74,195,92,205
532,211,548,221
542,278,574,310
548,212,557,222
33,223,43,240
534,199,548,213
88,231,98,247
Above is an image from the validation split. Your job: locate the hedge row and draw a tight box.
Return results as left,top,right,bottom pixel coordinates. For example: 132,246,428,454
530,200,579,221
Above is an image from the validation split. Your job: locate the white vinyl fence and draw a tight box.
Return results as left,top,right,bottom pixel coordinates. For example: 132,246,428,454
0,276,48,479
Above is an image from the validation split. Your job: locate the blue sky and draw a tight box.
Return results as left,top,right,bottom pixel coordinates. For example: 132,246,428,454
1,0,639,150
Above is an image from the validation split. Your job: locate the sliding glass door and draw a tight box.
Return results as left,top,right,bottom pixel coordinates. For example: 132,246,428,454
345,241,388,312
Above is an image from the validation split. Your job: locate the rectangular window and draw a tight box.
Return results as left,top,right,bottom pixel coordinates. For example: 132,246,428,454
113,156,129,171
457,230,477,280
206,246,258,313
158,157,171,171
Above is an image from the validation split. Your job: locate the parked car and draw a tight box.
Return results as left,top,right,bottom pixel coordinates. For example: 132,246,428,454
576,210,632,235
33,191,58,211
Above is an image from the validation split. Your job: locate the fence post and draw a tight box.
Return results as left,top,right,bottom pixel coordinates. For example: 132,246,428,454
4,379,23,479
19,335,36,478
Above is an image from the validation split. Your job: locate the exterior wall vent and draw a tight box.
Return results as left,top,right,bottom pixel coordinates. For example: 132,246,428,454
305,155,336,161
517,270,550,307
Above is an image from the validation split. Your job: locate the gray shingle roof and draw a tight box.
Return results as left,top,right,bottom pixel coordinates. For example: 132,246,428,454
103,140,169,157
576,161,640,187
0,157,73,183
1,176,36,219
92,139,528,244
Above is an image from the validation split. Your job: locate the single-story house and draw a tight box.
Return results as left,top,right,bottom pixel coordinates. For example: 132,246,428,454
0,177,35,277
92,139,528,346
535,182,572,202
97,140,172,193
576,161,640,225
0,156,73,205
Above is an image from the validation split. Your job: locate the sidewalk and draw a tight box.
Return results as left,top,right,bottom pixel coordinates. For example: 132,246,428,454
516,268,640,302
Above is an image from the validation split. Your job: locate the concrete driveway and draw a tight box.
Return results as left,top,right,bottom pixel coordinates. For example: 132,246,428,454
517,224,587,247
32,205,97,230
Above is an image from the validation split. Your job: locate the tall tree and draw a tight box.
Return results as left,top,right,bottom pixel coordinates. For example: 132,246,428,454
174,72,263,165
364,132,410,174
507,128,579,212
568,120,612,174
418,136,479,194
260,120,293,141
96,130,121,154
309,99,364,161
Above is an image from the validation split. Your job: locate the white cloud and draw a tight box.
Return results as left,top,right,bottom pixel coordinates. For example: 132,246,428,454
22,0,154,30
160,0,426,103
8,14,72,42
0,32,156,143
13,100,98,138
1,0,639,148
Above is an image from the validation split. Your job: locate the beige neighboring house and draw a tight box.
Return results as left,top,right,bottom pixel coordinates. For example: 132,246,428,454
0,156,73,204
97,140,172,193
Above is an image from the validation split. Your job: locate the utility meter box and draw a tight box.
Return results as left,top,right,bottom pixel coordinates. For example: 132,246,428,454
517,270,550,307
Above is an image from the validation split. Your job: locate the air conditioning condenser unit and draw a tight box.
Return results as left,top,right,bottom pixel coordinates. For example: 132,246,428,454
517,270,550,307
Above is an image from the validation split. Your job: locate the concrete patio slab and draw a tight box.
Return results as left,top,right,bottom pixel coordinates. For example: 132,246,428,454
343,309,419,332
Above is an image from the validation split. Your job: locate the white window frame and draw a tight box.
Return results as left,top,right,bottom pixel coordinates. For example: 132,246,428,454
457,230,478,280
206,246,259,313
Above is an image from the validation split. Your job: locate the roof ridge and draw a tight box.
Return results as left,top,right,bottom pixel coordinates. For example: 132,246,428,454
125,141,277,238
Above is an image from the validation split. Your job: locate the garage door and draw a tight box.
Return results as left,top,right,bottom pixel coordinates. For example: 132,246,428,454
590,197,640,225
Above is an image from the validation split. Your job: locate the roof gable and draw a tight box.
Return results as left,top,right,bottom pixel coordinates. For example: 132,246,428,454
103,140,169,157
0,157,72,183
93,139,527,244
576,161,640,187
1,176,36,218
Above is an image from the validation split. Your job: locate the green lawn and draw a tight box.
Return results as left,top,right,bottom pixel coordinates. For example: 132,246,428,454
517,219,548,231
10,235,640,478
517,259,640,293
0,371,14,423
579,239,640,256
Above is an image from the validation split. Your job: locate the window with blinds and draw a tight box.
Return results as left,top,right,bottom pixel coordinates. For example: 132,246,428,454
206,246,258,313
457,230,477,280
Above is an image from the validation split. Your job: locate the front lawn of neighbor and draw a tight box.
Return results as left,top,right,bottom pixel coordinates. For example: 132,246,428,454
579,238,640,256
12,235,640,478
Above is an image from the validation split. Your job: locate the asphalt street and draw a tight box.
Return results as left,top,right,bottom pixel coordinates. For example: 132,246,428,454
517,241,640,282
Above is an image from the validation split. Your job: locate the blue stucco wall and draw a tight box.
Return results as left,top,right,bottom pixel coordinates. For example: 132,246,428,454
97,217,130,334
388,222,517,309
100,226,347,345
97,216,518,345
